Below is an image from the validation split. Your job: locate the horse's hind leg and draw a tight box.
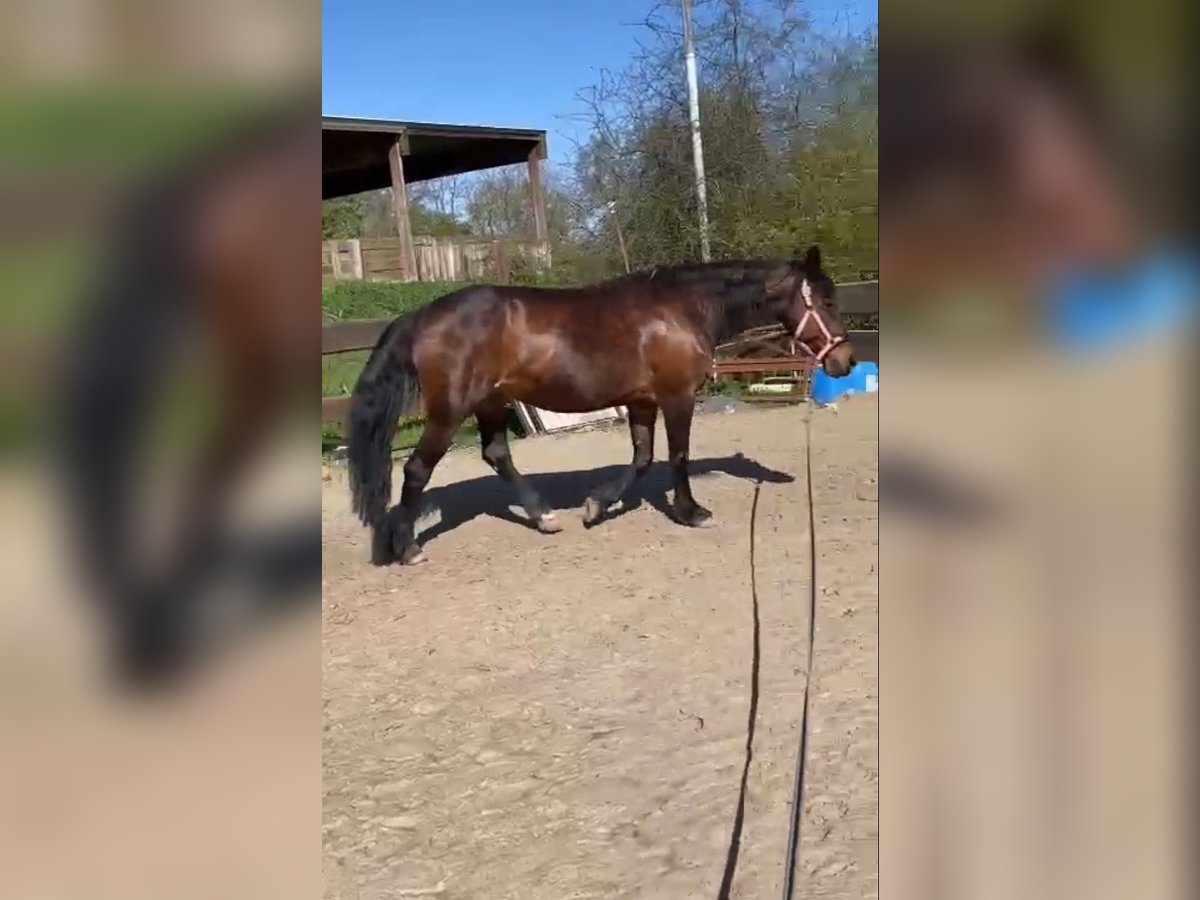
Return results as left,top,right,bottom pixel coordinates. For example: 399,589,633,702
476,405,560,534
583,401,657,526
387,418,457,564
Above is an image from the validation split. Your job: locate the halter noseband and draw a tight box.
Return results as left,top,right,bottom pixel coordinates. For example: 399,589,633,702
794,279,847,362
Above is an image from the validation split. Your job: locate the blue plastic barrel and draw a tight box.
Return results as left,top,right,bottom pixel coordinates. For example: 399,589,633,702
810,361,878,405
1048,249,1197,352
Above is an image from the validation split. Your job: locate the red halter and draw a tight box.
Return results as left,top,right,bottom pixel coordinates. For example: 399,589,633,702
794,279,846,362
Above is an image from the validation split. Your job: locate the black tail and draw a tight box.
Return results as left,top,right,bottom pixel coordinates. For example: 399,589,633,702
57,183,190,614
347,315,424,529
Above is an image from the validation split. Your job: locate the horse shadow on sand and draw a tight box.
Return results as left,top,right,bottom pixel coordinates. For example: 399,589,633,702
388,451,795,551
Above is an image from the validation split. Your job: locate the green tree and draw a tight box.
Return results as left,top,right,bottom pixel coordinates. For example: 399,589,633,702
563,0,877,280
321,195,365,239
466,168,577,245
410,203,471,236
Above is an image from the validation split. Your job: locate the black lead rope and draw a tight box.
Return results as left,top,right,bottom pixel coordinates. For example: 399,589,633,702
781,413,819,900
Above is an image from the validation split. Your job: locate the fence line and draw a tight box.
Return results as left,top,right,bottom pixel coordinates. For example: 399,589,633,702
323,235,550,285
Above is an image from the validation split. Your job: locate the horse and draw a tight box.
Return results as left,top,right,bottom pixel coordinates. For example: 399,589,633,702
57,101,319,685
348,245,855,566
883,28,1133,293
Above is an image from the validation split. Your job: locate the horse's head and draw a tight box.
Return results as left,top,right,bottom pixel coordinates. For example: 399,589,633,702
767,246,855,377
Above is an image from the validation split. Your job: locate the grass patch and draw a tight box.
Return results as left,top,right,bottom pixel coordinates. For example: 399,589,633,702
0,242,95,334
322,416,483,456
0,89,286,172
323,350,370,397
701,377,752,397
845,312,878,331
322,282,470,429
321,281,484,452
322,280,466,322
322,406,526,456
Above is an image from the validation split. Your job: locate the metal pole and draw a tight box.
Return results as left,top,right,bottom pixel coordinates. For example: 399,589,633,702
682,0,711,261
608,201,631,274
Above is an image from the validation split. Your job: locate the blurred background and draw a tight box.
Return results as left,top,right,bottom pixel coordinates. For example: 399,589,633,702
1,0,1193,898
1,1,319,898
880,2,1193,900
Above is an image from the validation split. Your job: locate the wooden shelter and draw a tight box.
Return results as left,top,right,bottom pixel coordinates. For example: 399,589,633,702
322,116,549,282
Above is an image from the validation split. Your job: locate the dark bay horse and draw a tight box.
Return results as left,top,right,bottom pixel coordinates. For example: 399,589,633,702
349,246,854,566
57,102,319,684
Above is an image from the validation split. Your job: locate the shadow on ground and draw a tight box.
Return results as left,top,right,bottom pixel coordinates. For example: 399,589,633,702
388,452,795,551
880,453,1007,527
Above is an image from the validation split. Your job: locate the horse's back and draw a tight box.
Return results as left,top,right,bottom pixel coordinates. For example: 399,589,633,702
409,279,710,413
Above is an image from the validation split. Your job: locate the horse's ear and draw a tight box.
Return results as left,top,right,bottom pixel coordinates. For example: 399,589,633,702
801,245,822,277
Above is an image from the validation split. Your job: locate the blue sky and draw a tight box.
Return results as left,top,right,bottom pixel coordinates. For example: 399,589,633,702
322,0,876,169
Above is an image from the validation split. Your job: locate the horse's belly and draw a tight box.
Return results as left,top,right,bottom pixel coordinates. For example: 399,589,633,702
511,382,620,413
503,359,639,412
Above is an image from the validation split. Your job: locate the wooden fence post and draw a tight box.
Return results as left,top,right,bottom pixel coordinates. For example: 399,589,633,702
388,137,418,282
527,147,548,246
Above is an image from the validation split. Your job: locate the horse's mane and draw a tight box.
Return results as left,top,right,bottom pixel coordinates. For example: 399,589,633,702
584,259,797,342
595,259,791,307
610,259,785,288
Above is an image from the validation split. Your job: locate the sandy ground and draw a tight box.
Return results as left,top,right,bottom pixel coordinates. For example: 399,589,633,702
0,433,320,900
322,397,878,899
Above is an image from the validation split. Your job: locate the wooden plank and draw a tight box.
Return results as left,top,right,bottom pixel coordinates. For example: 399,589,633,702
836,281,878,315
491,240,509,283
359,237,403,251
714,357,813,375
387,138,418,282
512,402,539,436
323,318,392,354
323,238,362,281
527,148,548,244
322,395,353,425
361,250,409,280
353,234,551,283
529,406,623,433
743,394,806,405
847,330,878,363
712,336,875,375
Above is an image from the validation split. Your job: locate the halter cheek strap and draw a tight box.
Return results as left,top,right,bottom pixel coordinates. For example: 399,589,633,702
794,279,847,362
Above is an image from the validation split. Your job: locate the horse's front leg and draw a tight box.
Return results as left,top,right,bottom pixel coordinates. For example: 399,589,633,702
660,395,714,527
583,400,657,526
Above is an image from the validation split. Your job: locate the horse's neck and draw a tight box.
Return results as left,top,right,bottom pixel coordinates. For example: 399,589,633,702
704,284,774,344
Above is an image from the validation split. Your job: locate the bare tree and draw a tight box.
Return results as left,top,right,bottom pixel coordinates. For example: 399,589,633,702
559,0,877,278
408,174,471,220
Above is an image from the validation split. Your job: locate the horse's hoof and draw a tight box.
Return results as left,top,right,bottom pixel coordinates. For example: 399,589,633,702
678,506,715,528
582,497,606,527
399,545,428,566
536,513,564,534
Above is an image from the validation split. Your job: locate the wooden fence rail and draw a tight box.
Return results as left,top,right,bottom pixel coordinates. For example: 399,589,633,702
323,235,550,285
